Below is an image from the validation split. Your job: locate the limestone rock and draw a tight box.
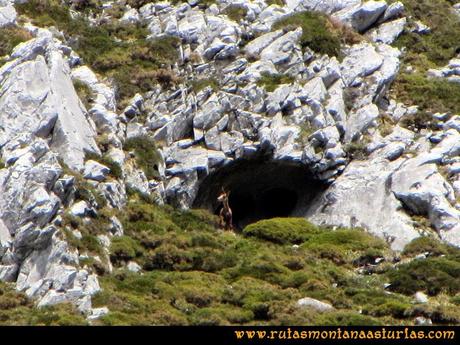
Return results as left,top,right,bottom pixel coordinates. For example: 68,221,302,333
333,1,387,33
297,297,334,312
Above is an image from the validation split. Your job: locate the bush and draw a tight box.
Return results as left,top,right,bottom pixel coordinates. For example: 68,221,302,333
402,236,449,257
243,218,320,244
124,135,162,180
110,236,144,264
344,141,369,160
272,11,342,58
393,74,460,123
222,5,247,22
387,256,460,296
394,0,460,66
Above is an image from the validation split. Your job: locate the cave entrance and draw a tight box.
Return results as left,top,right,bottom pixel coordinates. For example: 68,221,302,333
193,159,327,229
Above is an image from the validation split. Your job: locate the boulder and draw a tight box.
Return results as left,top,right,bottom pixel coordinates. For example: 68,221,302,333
297,297,334,312
333,1,388,33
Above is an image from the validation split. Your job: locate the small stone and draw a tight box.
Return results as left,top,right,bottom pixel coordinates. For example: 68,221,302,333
414,291,428,304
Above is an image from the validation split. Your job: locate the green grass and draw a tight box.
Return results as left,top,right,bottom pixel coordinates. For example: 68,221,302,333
124,135,162,180
256,72,295,92
4,194,460,325
389,0,460,127
189,77,219,93
88,200,455,326
343,141,369,161
392,0,460,66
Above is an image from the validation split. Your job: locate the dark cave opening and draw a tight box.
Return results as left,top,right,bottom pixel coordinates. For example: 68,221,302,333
193,159,327,229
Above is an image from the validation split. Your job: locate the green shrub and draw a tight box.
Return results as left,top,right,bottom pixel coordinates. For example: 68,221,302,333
344,141,369,160
110,236,144,264
393,0,460,66
223,5,247,22
0,26,33,59
387,256,460,296
402,236,449,257
272,11,343,57
243,217,320,244
393,73,460,122
256,72,295,92
124,135,162,180
315,310,382,326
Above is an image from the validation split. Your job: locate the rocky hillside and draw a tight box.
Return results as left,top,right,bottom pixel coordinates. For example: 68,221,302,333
0,0,460,325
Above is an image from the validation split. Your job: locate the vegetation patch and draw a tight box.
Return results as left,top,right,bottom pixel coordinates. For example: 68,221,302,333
272,11,361,58
124,135,163,180
256,72,295,92
0,26,33,63
0,282,86,325
222,4,247,22
390,0,460,128
344,141,369,160
190,77,219,93
243,218,320,244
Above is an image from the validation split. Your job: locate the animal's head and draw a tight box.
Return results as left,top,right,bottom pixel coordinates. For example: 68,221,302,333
217,188,230,202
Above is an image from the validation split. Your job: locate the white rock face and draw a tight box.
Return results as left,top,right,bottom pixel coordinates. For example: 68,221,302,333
306,157,420,251
333,1,387,33
0,0,16,28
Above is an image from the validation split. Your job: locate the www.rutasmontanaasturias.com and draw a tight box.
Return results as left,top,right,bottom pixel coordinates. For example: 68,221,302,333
233,327,456,341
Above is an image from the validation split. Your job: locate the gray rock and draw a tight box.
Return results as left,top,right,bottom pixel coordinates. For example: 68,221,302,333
297,297,334,312
127,261,141,272
260,28,302,66
333,1,387,33
340,43,383,87
83,160,110,182
88,306,109,321
368,18,406,44
244,30,284,58
0,0,16,28
415,316,432,326
69,200,91,217
414,291,428,304
345,103,380,142
307,158,420,251
381,1,405,22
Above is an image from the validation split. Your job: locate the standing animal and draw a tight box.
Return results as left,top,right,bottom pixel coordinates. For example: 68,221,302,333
217,188,233,231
